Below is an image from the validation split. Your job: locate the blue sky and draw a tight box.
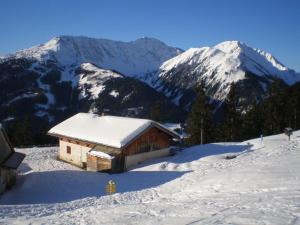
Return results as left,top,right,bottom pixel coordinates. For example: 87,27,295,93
0,0,299,71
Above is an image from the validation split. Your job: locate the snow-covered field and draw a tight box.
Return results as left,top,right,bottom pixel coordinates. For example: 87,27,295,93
0,131,300,225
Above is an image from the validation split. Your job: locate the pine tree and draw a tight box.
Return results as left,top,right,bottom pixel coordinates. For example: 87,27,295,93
7,116,34,147
150,102,162,122
220,83,242,141
286,82,300,129
186,84,214,145
241,101,264,140
263,79,287,135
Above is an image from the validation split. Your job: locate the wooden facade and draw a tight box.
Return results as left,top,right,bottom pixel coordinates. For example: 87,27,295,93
87,154,113,171
87,126,173,172
0,126,25,194
0,168,17,193
123,126,170,155
53,124,176,173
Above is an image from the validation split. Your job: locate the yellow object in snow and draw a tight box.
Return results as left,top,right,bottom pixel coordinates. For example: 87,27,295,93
106,180,116,195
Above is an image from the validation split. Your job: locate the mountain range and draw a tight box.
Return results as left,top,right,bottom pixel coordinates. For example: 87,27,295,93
147,40,299,110
0,35,299,134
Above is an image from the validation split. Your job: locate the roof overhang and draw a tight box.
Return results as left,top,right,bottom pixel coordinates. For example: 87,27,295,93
47,132,122,150
152,122,181,139
121,122,180,149
2,152,26,169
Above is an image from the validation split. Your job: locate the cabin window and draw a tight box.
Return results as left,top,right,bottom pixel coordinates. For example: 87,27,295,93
66,146,71,154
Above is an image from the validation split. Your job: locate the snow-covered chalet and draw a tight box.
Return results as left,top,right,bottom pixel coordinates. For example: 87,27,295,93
48,113,179,172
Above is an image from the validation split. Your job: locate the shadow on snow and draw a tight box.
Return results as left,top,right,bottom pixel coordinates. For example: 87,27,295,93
0,170,190,204
0,143,251,205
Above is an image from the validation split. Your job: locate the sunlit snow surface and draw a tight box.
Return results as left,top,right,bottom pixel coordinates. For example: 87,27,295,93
11,36,182,77
0,131,299,224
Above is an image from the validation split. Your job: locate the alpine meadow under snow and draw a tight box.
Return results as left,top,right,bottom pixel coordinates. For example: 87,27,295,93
0,131,300,224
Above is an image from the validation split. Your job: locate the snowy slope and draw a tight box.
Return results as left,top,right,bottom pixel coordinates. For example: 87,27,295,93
77,63,123,100
150,41,300,105
1,131,300,224
0,56,186,126
7,35,182,76
0,36,183,122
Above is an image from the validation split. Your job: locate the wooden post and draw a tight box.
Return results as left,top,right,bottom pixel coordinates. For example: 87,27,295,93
200,118,203,145
106,180,116,195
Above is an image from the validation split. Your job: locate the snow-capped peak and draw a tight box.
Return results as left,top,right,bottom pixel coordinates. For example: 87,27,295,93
154,40,300,104
8,35,182,77
215,40,290,73
214,40,244,53
159,40,299,85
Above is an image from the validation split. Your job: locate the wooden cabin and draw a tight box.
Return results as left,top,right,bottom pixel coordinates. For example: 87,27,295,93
48,113,180,173
0,124,25,194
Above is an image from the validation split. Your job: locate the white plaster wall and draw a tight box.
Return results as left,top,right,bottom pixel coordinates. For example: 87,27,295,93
59,140,92,167
125,148,170,170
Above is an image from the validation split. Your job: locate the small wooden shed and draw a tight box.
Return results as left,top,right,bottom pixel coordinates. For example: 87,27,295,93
0,124,25,194
48,113,180,172
86,150,115,172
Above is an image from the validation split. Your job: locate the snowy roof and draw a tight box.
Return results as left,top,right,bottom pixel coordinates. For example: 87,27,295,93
48,113,179,148
88,150,114,159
